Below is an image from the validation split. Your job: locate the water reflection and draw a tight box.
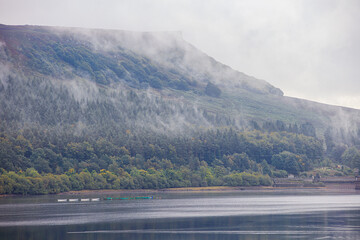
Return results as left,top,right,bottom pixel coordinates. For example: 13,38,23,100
0,191,360,240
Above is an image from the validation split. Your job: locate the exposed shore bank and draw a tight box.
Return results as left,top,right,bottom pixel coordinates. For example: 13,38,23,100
57,183,359,196
1,177,358,197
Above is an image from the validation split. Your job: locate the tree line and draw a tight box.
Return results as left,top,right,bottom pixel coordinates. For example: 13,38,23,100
0,126,328,194
0,166,273,195
0,128,323,174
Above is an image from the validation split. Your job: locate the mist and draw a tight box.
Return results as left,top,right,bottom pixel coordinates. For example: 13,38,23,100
0,0,359,109
1,24,359,141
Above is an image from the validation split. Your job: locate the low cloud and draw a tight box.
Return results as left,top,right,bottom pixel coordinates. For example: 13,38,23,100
0,0,359,108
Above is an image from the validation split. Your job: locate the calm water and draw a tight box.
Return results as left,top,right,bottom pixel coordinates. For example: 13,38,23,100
0,190,360,240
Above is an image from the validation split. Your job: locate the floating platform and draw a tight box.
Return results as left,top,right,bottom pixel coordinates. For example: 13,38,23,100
57,196,153,203
57,198,101,203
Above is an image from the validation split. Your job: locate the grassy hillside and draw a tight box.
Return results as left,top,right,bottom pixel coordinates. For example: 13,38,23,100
0,24,359,194
1,24,358,130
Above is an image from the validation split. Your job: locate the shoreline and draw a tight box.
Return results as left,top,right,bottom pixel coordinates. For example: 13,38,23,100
59,186,269,195
1,182,358,197
56,183,359,196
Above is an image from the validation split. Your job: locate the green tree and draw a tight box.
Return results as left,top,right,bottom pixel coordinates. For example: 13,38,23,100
271,151,303,175
341,147,360,169
232,153,250,172
223,173,243,186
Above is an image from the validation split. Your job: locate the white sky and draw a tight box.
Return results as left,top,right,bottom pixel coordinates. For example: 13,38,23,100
0,0,359,109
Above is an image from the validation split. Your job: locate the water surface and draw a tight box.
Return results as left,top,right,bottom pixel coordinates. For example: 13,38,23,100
0,190,359,239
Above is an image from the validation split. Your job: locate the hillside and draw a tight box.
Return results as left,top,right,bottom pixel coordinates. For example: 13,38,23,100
0,24,359,194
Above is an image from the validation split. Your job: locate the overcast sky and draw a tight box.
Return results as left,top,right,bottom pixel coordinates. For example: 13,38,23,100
1,0,359,109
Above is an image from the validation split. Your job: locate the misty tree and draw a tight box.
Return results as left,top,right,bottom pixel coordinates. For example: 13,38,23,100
341,147,360,169
205,82,221,97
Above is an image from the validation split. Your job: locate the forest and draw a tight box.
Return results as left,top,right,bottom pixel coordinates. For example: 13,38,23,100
0,124,329,195
1,75,359,195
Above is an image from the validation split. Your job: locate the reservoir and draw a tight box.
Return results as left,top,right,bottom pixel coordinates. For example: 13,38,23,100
0,189,359,239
